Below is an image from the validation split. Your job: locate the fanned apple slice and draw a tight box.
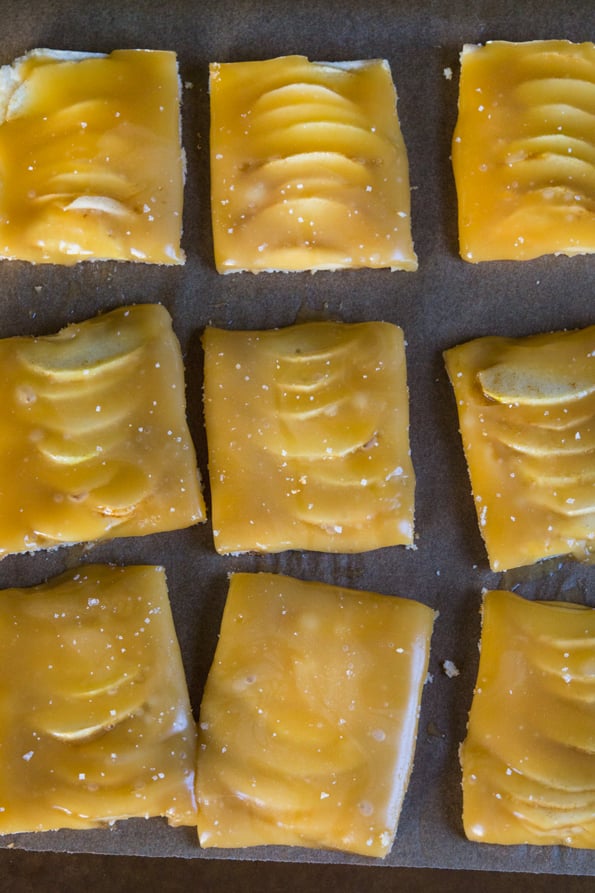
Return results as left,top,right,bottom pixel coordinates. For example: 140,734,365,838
61,668,144,701
506,795,595,834
516,449,595,487
272,324,357,366
31,499,125,544
256,151,370,190
32,459,114,501
513,76,595,113
520,47,595,82
44,169,137,201
250,101,368,135
524,102,595,142
521,689,595,753
505,133,595,166
302,438,397,487
210,760,324,816
494,419,595,456
37,689,146,743
37,399,135,439
492,397,595,432
479,361,595,406
63,195,134,217
533,482,595,516
278,403,379,459
245,196,374,249
91,463,151,517
528,632,595,682
505,154,595,196
294,478,393,527
475,748,595,810
43,96,116,128
252,81,358,115
52,735,190,795
252,119,389,160
18,327,143,383
35,434,112,466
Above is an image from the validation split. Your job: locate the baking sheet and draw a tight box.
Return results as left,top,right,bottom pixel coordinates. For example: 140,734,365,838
0,0,593,876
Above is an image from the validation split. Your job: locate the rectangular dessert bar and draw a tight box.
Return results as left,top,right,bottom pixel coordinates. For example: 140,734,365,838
453,40,595,262
0,49,185,264
196,572,435,857
209,55,417,272
0,564,197,832
0,303,205,558
203,320,415,554
444,324,595,571
461,589,595,848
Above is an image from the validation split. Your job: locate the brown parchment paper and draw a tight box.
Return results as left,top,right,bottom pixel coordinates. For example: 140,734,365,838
0,0,592,876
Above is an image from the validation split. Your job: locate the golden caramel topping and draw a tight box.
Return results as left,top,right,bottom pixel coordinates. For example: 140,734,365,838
0,49,184,264
0,303,205,558
209,55,417,272
461,589,595,848
444,325,595,571
453,40,595,262
202,321,415,554
196,572,435,856
0,564,197,832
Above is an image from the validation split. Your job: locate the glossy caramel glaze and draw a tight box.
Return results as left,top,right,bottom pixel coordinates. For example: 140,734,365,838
0,564,197,832
196,572,435,856
453,40,595,262
461,590,595,848
0,303,205,558
0,49,185,264
444,325,595,571
209,55,417,272
203,321,415,554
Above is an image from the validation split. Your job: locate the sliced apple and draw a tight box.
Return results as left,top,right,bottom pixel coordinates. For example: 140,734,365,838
514,76,595,114
91,463,151,517
36,433,109,466
31,499,123,544
481,749,595,810
17,323,144,382
484,721,595,791
250,101,367,137
479,362,595,407
505,133,595,167
533,482,595,517
63,195,134,217
519,450,595,486
495,419,595,456
251,120,389,161
252,81,358,116
256,151,370,190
